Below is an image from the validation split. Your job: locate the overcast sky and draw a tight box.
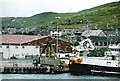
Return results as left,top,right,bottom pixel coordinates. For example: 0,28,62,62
0,0,119,17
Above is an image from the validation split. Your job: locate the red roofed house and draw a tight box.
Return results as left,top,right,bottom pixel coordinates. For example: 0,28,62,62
0,35,72,59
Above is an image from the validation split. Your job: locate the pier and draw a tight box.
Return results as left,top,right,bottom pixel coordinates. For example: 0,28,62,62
1,66,69,74
0,59,69,74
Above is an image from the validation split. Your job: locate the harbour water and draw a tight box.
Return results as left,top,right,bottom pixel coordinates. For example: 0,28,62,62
1,73,119,79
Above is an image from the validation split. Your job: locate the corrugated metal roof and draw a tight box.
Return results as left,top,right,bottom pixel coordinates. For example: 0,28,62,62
0,35,47,44
81,30,103,37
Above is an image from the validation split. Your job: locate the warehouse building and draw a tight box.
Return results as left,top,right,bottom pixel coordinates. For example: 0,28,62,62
0,35,72,59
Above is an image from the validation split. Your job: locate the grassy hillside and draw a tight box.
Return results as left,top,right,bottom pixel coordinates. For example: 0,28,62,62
2,1,120,29
52,1,119,29
2,12,74,29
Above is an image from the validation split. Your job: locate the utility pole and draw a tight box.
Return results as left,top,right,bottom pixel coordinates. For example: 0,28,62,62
55,17,61,53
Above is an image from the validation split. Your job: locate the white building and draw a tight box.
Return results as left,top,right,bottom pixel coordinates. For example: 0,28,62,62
50,31,62,37
0,45,40,59
0,35,73,59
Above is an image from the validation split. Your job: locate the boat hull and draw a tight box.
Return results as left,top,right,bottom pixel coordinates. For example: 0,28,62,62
69,63,120,76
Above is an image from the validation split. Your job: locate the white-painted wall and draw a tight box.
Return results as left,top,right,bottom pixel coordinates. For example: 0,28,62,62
50,31,62,37
0,45,40,59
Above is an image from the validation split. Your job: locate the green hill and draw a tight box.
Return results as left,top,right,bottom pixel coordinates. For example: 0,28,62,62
2,1,119,29
2,12,74,29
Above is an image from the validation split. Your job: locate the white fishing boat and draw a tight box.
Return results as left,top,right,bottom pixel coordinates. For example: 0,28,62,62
69,39,120,76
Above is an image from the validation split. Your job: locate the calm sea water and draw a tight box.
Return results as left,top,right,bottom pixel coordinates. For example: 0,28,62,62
0,73,119,79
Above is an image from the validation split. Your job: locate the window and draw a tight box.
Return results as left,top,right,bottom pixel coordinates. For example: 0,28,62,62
104,42,107,46
65,54,69,57
119,49,120,52
15,46,18,49
95,42,98,46
0,52,3,54
36,46,38,48
6,46,9,48
22,46,24,48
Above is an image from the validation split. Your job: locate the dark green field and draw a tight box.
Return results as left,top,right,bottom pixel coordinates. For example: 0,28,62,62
1,1,120,29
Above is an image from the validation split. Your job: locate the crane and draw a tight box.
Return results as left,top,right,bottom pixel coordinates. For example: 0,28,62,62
33,42,67,73
39,42,64,65
72,38,95,57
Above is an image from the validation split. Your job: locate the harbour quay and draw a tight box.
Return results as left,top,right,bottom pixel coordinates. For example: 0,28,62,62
0,59,69,74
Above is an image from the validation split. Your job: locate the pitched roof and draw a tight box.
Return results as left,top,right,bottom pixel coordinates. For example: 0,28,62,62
0,35,47,44
81,30,105,37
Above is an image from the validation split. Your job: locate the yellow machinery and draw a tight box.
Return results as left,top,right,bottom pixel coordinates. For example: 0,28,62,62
33,42,67,73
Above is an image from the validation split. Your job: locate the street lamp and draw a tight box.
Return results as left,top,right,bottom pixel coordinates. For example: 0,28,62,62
55,17,61,53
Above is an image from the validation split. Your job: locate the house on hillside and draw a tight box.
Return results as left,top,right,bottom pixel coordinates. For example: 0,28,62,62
81,29,120,48
103,29,120,36
81,30,106,38
89,36,120,48
79,30,107,48
81,29,119,48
